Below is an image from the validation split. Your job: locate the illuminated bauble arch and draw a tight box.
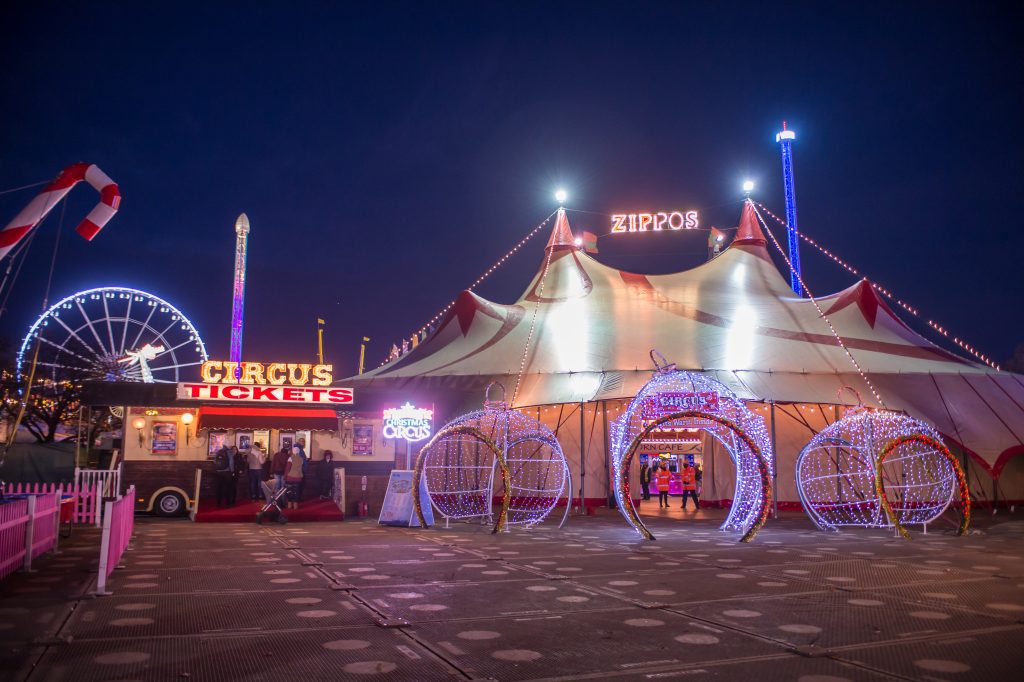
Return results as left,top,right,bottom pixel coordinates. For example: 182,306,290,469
17,286,209,385
796,406,969,537
413,383,572,534
611,352,774,543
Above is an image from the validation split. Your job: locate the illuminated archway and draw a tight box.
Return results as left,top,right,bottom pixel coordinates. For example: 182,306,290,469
611,361,773,542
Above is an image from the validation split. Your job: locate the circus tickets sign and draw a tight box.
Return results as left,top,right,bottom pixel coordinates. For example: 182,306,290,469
611,211,699,233
199,360,333,386
382,403,433,442
177,382,354,405
642,391,720,419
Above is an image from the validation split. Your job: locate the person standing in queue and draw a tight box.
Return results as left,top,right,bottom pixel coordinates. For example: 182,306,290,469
214,445,240,507
680,463,700,510
655,460,671,509
285,445,304,510
271,446,290,492
639,459,652,502
246,441,266,501
295,438,308,502
318,450,335,499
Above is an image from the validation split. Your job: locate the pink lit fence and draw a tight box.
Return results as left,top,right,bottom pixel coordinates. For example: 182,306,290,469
2,479,106,526
96,485,135,595
0,492,63,580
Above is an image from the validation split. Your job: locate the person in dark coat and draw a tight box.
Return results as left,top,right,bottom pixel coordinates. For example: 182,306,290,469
317,450,335,499
271,446,290,492
214,446,241,507
639,460,652,501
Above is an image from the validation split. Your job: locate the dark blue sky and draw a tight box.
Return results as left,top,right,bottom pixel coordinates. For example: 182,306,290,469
2,2,1021,377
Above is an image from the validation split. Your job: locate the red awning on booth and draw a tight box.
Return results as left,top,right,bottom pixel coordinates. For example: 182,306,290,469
196,406,339,431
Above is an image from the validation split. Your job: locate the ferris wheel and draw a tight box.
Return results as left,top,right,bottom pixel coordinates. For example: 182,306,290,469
17,286,208,384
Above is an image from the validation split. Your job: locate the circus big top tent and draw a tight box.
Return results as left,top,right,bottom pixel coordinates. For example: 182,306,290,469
351,203,1024,509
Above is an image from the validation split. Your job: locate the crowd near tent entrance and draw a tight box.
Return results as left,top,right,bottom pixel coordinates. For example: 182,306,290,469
612,355,773,542
413,384,572,534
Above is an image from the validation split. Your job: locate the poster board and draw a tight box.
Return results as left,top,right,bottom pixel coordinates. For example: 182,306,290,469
378,470,434,527
208,431,227,458
352,424,373,456
333,467,346,514
151,422,178,454
253,430,271,452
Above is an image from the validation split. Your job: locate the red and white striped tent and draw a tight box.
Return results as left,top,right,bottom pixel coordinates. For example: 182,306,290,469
353,204,1024,508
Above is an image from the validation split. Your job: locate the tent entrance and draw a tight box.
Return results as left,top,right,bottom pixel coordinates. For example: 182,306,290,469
610,367,775,543
639,432,703,498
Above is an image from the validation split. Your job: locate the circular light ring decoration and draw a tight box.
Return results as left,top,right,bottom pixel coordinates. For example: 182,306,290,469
876,433,970,539
617,410,772,543
796,408,967,536
17,286,208,385
413,389,571,534
413,423,511,533
611,363,774,543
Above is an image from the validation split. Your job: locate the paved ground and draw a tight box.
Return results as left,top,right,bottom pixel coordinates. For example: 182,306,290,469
2,506,1023,681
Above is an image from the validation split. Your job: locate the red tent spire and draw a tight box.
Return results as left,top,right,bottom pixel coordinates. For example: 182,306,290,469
733,201,768,246
545,207,576,251
729,201,772,262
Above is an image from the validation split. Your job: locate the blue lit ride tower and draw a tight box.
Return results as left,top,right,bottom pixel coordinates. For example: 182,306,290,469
230,213,250,377
776,121,804,297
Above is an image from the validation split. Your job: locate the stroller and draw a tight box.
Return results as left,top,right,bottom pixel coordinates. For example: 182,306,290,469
256,480,288,524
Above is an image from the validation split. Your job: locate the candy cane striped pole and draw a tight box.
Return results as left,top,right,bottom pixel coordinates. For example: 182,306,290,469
0,163,120,260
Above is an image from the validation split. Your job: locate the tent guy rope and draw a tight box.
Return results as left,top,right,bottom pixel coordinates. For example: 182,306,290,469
753,200,999,371
749,200,887,409
379,210,556,368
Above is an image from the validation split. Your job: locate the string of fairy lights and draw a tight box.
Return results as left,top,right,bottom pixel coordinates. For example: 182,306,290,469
511,217,558,407
753,201,999,370
611,369,773,542
796,408,967,534
378,210,557,368
750,201,888,408
413,404,571,531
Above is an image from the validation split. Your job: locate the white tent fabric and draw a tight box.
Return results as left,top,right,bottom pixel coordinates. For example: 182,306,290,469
357,204,1024,475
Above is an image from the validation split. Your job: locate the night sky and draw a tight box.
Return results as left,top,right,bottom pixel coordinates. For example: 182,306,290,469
2,2,1021,378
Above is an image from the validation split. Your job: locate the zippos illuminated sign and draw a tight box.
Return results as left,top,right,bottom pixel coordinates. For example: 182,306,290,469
611,211,699,233
382,403,433,442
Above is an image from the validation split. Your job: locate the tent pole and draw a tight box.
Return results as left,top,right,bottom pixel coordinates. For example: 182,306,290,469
770,401,779,519
602,400,612,509
579,401,586,514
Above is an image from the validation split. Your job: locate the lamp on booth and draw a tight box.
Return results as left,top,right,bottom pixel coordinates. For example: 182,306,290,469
181,412,194,446
132,417,146,448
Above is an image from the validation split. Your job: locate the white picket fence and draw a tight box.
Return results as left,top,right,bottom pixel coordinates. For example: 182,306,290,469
2,464,122,527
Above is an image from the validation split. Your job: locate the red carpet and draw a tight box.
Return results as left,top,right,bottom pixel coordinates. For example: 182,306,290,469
194,499,344,522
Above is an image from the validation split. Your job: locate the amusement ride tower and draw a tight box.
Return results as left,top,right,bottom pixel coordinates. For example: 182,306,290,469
776,121,803,296
230,213,250,376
